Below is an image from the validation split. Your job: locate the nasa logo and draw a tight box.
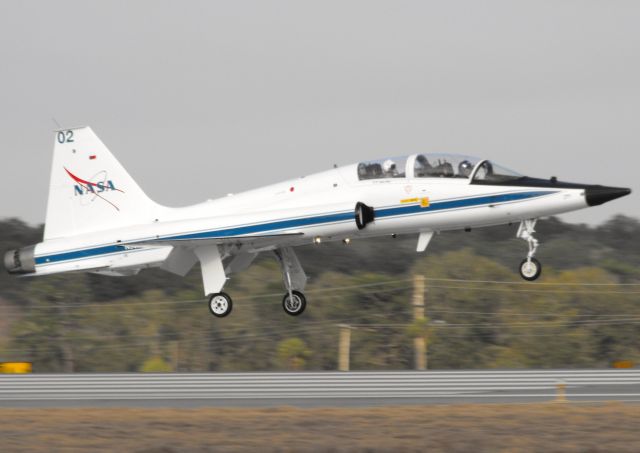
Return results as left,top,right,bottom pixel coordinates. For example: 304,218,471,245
64,167,124,211
73,180,117,196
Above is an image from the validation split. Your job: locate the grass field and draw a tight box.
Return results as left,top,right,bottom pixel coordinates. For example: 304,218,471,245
1,403,639,452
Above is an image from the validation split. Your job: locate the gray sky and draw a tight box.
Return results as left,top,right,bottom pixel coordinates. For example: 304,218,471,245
0,0,638,226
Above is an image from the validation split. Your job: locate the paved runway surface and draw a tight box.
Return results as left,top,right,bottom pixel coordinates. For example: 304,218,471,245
1,370,639,407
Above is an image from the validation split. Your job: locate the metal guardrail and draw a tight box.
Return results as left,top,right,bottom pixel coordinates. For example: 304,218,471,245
1,370,640,403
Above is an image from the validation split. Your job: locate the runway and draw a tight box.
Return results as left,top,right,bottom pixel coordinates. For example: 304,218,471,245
1,369,639,408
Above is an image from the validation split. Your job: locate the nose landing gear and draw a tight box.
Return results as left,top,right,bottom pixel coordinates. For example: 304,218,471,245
517,219,542,281
519,257,542,281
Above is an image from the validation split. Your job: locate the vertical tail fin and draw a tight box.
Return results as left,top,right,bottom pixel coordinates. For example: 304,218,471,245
44,127,161,240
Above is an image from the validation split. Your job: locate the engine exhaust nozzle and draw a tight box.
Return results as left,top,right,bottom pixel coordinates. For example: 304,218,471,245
3,245,36,274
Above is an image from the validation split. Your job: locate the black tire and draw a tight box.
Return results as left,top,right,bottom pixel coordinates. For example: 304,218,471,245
208,292,233,317
519,258,542,281
282,290,307,316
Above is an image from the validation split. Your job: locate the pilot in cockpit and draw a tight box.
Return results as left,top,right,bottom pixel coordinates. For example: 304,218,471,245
382,159,399,177
414,155,431,177
458,160,474,177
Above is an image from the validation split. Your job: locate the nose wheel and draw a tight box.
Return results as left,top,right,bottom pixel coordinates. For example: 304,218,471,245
517,219,542,281
208,292,233,317
519,257,542,281
283,290,307,316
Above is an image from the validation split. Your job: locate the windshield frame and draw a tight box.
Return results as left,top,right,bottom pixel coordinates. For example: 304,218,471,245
469,159,524,184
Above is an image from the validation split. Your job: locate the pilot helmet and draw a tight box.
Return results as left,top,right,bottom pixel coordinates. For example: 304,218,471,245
416,155,429,166
458,160,473,177
382,159,397,173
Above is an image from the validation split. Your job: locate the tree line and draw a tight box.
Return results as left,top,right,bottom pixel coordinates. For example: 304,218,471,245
0,215,639,372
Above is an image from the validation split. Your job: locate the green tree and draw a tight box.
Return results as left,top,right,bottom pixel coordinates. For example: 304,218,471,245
276,338,311,370
140,356,173,372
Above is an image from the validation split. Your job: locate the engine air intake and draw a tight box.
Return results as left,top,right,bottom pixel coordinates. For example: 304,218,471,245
355,202,375,230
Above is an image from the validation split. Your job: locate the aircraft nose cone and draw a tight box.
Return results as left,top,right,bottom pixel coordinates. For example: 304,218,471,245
585,185,632,206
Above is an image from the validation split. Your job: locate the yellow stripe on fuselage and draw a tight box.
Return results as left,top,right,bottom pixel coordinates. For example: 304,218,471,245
400,197,430,208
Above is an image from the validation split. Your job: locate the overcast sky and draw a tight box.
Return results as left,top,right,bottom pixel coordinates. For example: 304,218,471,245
0,0,637,227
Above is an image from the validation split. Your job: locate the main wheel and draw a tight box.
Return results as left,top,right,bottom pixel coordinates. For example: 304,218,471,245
519,257,542,281
208,292,233,317
282,290,307,316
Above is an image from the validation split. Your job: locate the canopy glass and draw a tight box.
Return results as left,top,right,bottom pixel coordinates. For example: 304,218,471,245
357,154,522,181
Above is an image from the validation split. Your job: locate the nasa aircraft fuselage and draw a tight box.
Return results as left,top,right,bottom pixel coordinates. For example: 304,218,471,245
4,127,631,317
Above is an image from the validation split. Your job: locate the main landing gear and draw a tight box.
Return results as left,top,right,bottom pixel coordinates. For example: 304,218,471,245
205,247,309,318
283,290,307,316
207,289,309,318
517,219,542,281
274,247,308,316
208,292,233,317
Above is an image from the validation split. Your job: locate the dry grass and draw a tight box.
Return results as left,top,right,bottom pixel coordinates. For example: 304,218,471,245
1,402,639,452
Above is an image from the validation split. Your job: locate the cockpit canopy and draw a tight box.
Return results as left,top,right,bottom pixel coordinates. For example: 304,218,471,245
357,154,522,182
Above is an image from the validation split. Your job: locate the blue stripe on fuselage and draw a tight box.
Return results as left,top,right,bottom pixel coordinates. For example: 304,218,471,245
34,190,555,266
166,211,355,241
35,245,125,265
376,190,552,219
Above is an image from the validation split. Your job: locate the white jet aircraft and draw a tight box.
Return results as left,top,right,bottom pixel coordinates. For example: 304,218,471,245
4,127,631,317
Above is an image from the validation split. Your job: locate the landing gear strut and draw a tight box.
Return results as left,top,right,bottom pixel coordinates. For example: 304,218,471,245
517,219,542,281
274,247,308,316
208,292,233,317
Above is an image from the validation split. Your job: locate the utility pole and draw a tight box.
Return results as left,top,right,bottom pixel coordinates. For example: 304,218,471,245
338,324,351,371
413,274,427,370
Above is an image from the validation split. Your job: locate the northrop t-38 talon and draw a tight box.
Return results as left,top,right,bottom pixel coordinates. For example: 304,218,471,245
4,127,631,317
